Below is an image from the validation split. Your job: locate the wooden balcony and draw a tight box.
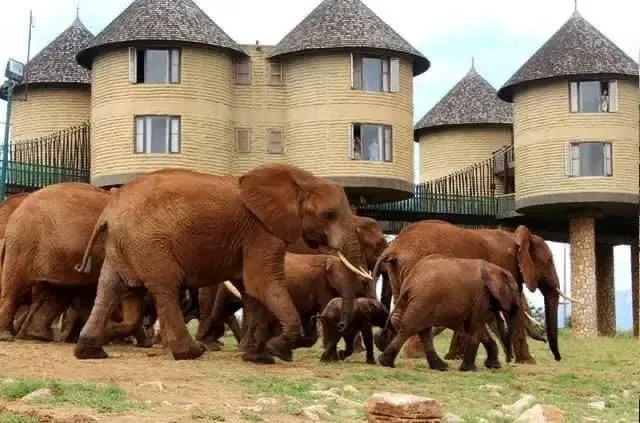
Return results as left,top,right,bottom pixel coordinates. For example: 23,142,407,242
492,145,514,175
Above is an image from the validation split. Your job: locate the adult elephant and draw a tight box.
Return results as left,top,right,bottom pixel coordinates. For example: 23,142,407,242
373,220,578,363
73,164,372,363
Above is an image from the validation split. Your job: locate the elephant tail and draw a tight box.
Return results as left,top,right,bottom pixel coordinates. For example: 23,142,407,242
0,237,4,296
75,215,108,274
372,247,396,282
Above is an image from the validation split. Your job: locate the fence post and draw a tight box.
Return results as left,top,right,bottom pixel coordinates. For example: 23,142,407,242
0,81,15,200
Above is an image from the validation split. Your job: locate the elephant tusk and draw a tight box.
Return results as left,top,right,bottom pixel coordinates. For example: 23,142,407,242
523,311,541,327
223,280,242,299
499,312,507,326
556,288,583,304
337,251,373,280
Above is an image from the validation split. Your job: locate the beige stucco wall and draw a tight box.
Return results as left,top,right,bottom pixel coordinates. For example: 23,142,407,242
232,45,286,174
513,78,639,202
418,126,511,194
11,87,91,141
281,53,415,187
90,46,234,185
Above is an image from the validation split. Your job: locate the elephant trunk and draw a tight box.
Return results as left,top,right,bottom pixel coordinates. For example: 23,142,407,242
544,289,561,361
502,307,519,363
380,271,392,311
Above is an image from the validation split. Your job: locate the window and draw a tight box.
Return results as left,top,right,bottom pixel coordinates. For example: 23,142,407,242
235,128,251,153
134,116,181,154
268,62,283,85
234,58,251,85
267,129,284,154
351,54,400,93
349,123,392,162
570,80,618,113
565,141,612,177
128,48,180,84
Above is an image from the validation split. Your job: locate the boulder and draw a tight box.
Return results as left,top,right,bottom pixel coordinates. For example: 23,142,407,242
364,392,443,422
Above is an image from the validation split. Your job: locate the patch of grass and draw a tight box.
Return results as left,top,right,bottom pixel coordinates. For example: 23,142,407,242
239,410,264,421
0,413,38,423
0,378,144,413
191,409,226,421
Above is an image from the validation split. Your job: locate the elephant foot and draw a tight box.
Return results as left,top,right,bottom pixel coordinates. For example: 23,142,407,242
444,352,464,360
515,356,536,365
74,338,109,360
458,362,477,372
265,337,294,363
427,358,449,372
0,329,16,342
170,340,207,360
320,351,338,362
242,351,276,365
366,357,376,365
378,352,396,368
136,337,155,349
484,358,502,369
202,340,222,352
337,350,350,361
17,329,54,342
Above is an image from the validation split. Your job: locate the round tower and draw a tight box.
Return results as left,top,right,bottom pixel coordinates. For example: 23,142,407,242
415,62,512,194
268,0,430,204
75,0,247,187
1,17,93,140
497,10,639,337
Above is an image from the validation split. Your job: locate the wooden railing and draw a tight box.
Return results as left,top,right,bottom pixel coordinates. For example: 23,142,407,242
492,145,514,174
3,122,90,191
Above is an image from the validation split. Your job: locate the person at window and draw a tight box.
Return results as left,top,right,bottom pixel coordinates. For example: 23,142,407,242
353,137,362,160
368,137,380,161
600,89,609,112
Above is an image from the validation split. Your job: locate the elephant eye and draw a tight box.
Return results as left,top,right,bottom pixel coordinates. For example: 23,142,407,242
321,209,337,221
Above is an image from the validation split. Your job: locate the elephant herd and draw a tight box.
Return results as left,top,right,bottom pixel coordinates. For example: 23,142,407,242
0,163,578,371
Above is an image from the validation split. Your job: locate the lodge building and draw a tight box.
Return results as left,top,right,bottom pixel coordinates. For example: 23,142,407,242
1,0,638,338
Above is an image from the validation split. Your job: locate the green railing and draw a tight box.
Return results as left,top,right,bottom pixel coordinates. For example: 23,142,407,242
6,162,88,188
359,193,497,217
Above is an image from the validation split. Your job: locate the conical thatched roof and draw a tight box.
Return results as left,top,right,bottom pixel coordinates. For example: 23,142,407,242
414,64,512,137
498,10,638,102
269,0,429,75
76,0,246,69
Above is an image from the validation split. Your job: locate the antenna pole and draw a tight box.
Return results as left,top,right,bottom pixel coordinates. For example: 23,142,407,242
23,10,33,101
574,0,578,11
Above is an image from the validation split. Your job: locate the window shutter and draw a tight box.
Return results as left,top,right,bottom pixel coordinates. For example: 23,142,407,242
382,59,390,92
390,57,400,93
170,49,180,83
383,126,393,161
135,117,144,152
128,47,137,83
608,80,618,112
268,130,283,154
170,117,180,153
236,129,251,153
603,142,612,176
351,54,362,89
564,143,574,176
569,82,578,112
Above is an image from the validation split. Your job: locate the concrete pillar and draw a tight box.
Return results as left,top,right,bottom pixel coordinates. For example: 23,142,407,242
595,244,615,336
569,216,597,337
632,241,639,338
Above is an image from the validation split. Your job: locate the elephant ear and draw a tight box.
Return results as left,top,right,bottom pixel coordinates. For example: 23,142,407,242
483,266,513,311
514,225,538,292
239,165,303,244
357,298,380,320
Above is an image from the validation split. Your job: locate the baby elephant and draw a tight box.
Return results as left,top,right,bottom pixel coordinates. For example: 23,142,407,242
375,255,520,372
314,297,389,364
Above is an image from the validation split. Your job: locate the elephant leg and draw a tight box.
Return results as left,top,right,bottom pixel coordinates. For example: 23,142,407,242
403,334,426,358
296,315,319,349
17,285,65,342
74,261,132,359
149,285,206,360
361,325,376,365
512,307,535,364
378,328,412,368
57,307,80,342
352,332,365,354
338,331,356,360
444,329,468,360
12,305,30,335
240,295,275,364
103,293,148,347
0,274,29,341
418,328,448,371
319,322,340,362
227,314,243,343
479,327,501,369
459,330,481,372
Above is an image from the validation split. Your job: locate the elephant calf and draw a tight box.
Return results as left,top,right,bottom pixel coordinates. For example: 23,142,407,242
375,255,520,372
314,297,389,365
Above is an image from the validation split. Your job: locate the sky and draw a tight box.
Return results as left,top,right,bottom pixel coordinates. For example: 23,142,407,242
0,1,637,321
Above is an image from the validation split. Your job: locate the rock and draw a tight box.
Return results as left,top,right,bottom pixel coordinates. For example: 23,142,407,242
364,392,443,422
162,400,172,406
622,389,631,398
303,410,320,421
539,405,565,422
444,413,463,423
587,401,605,410
501,394,536,417
21,388,53,402
311,389,340,399
487,410,511,421
303,405,330,418
481,384,504,392
343,385,359,394
69,415,99,423
137,381,166,391
514,405,547,423
335,397,361,408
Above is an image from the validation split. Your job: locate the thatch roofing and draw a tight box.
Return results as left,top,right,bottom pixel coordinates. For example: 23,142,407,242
414,64,512,138
269,0,430,75
76,0,246,69
498,10,639,102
